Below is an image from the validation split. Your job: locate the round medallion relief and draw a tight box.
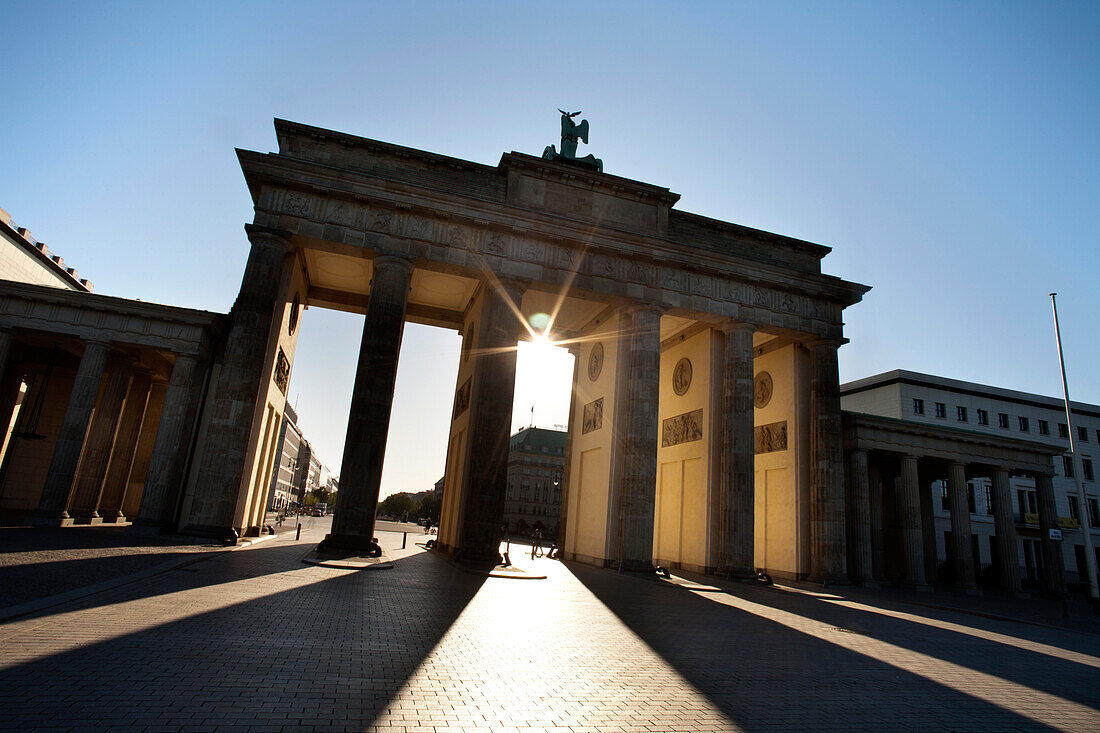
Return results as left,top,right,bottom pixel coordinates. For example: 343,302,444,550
754,371,774,408
588,342,604,382
673,357,692,396
288,293,301,335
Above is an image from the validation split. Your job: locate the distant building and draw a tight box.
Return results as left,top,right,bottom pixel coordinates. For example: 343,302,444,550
266,401,331,512
502,427,566,537
0,207,93,292
841,370,1099,591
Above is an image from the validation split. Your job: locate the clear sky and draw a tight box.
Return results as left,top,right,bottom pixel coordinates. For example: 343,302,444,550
3,2,1098,498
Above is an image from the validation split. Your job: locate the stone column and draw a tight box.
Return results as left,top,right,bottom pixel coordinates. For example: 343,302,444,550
455,278,524,562
809,340,847,583
617,304,663,572
324,255,414,553
0,329,12,382
1034,471,1067,598
29,340,110,524
899,454,928,587
718,323,755,579
847,448,873,584
556,344,582,554
134,354,200,530
69,357,134,522
947,460,977,589
98,371,153,521
185,228,290,536
990,467,1022,593
867,457,885,581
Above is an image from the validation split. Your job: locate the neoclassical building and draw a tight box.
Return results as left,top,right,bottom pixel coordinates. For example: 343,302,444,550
0,208,225,528
170,119,871,583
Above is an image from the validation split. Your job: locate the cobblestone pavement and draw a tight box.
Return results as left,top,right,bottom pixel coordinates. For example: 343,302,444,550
1,521,1099,732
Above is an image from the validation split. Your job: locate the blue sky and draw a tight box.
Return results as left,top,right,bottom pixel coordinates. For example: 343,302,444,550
3,1,1098,497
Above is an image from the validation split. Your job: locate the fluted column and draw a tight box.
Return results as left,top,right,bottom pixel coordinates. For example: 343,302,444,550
455,277,524,562
718,323,756,579
98,370,153,521
69,357,134,521
185,227,290,535
617,304,663,572
0,329,12,382
29,340,110,524
134,354,200,529
324,255,414,553
899,454,928,587
1034,471,1067,598
847,448,873,584
947,460,977,589
990,467,1021,593
556,344,582,552
867,458,885,581
809,340,847,583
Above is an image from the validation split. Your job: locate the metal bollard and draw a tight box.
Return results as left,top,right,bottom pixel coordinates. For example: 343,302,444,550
295,522,301,541
402,531,407,549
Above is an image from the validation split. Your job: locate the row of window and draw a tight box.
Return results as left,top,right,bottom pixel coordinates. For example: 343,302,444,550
914,399,1096,441
1061,456,1095,481
936,483,1100,527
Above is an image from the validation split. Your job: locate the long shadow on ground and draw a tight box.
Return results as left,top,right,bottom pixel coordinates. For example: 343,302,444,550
0,544,485,731
567,562,1097,731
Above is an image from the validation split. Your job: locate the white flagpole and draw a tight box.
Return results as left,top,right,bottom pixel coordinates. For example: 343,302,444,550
1050,292,1099,603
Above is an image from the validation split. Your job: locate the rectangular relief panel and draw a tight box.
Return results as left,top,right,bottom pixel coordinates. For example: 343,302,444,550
582,397,603,434
573,447,609,560
657,460,683,562
662,409,704,447
754,421,787,454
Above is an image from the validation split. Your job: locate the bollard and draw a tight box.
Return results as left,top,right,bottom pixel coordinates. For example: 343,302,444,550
402,531,407,549
295,522,301,541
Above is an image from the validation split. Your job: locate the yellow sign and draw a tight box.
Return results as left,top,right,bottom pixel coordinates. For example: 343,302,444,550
1058,517,1079,530
1024,512,1039,525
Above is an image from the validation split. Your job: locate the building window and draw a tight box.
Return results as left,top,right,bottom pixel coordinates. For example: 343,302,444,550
1059,423,1069,438
967,482,976,514
1019,416,1030,432
998,413,1010,429
1038,419,1050,435
1063,456,1074,478
1079,426,1089,442
1096,429,1100,444
977,409,989,426
1085,458,1095,482
1069,495,1080,522
913,398,924,415
940,482,949,511
984,485,993,516
956,406,968,422
1090,498,1100,527
935,402,946,419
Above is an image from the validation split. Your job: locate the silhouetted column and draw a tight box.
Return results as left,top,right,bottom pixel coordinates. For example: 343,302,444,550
556,344,581,552
847,448,873,584
99,370,153,521
1034,471,1067,598
990,467,1022,593
868,457,885,581
618,304,663,572
809,340,847,583
29,340,110,524
899,454,928,587
185,227,290,536
456,278,524,562
0,329,12,382
947,460,977,589
69,356,134,522
717,323,755,579
325,255,414,553
134,354,200,529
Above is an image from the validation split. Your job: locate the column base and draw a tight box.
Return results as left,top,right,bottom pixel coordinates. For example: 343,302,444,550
72,514,105,526
617,559,655,574
180,523,239,543
24,514,77,527
319,533,381,557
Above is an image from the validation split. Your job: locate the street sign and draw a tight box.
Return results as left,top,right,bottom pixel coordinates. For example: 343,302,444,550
1049,528,1063,541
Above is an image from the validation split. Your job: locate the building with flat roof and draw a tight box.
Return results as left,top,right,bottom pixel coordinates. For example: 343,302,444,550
841,370,1098,594
503,427,566,537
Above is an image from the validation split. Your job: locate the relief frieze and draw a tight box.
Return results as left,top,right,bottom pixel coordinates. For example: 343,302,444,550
453,377,471,418
754,421,788,454
662,409,703,447
582,397,603,434
273,348,291,395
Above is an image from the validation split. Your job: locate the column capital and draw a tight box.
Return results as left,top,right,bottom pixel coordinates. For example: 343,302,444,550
243,224,293,252
716,320,754,335
623,302,667,318
806,336,849,351
371,253,415,275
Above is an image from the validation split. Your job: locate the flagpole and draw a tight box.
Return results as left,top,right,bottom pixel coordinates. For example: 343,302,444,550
1050,292,1099,605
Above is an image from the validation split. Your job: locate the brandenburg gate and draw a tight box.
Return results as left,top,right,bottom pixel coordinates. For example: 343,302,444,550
181,118,869,581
